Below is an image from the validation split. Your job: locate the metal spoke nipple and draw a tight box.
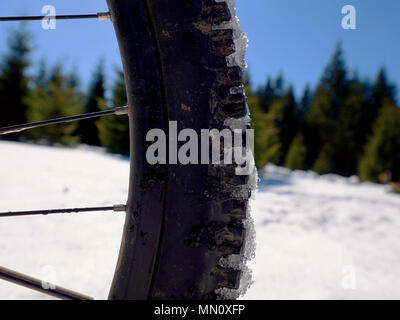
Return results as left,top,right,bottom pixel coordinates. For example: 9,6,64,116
98,12,111,21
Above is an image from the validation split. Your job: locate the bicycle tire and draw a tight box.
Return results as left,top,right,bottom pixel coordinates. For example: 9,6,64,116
107,0,256,300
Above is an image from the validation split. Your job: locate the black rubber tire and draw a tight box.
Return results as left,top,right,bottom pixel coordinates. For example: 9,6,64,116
106,0,253,300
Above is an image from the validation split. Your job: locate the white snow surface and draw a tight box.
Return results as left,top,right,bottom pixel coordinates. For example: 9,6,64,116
244,164,400,300
1,141,400,300
0,141,127,300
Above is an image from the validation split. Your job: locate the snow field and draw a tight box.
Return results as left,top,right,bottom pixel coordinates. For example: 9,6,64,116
1,142,399,299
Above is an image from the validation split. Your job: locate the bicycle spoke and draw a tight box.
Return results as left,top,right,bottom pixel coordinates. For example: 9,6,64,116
0,265,93,300
0,204,126,218
0,12,111,22
0,106,128,135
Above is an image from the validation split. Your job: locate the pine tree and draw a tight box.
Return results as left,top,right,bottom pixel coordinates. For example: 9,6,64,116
284,132,307,170
78,61,106,146
360,68,397,140
358,103,400,182
305,43,349,172
25,66,83,145
257,86,299,166
257,109,282,166
257,74,286,114
320,43,347,98
313,143,334,175
372,68,396,108
275,86,299,162
274,74,285,98
0,27,31,140
299,85,312,118
250,76,300,168
259,78,275,113
334,76,368,176
97,70,129,155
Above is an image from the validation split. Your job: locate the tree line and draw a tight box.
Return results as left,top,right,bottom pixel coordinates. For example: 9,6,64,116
0,27,129,155
247,43,400,182
1,28,399,183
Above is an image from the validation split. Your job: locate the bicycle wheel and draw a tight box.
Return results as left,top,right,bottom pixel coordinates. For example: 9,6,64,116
107,0,257,300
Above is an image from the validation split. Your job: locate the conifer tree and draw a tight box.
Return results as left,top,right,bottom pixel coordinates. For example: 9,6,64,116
276,86,299,162
0,27,31,140
78,61,106,146
358,103,400,182
361,68,397,139
313,143,334,175
334,76,368,176
258,108,282,166
274,74,285,98
372,68,396,108
259,78,275,113
305,43,349,172
257,74,286,114
97,70,129,155
257,86,299,166
25,66,83,145
299,85,312,119
284,132,307,170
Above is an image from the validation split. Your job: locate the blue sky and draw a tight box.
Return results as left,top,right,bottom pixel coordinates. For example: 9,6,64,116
0,0,399,98
237,0,400,97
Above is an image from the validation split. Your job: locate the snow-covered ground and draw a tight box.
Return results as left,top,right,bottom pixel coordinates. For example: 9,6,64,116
0,141,399,300
246,165,400,300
